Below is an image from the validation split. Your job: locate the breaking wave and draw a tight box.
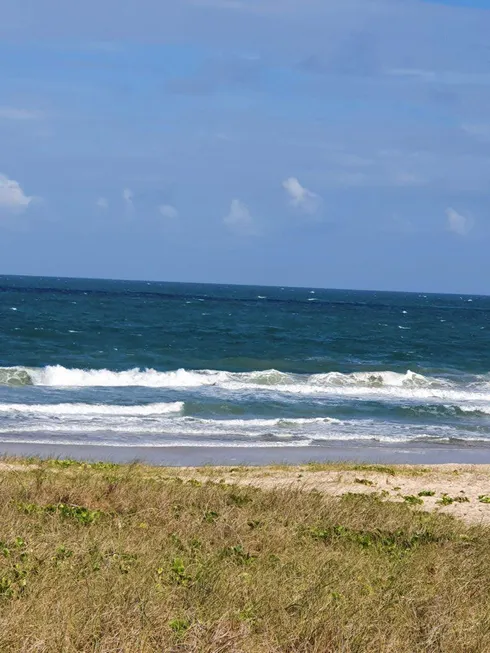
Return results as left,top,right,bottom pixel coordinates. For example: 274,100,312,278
0,364,486,397
0,365,449,389
0,402,184,416
0,415,343,431
2,366,490,427
0,368,34,386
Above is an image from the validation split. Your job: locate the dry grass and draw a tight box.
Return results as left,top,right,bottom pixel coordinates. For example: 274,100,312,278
0,460,489,652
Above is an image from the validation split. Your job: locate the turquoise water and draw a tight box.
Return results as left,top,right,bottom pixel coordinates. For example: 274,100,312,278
1,275,490,449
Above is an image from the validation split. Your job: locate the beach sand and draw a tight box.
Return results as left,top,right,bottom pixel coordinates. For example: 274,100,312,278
176,463,490,525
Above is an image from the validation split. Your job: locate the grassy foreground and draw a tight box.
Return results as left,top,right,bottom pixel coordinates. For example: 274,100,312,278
0,460,490,652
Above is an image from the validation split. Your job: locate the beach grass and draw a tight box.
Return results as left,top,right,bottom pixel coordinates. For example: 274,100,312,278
0,460,489,652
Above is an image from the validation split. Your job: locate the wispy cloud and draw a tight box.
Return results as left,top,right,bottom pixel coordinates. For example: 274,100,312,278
96,197,109,210
387,69,490,86
159,204,179,219
446,207,473,236
0,174,33,214
122,188,134,211
282,177,322,215
223,199,257,235
394,172,423,187
0,107,43,120
462,123,490,141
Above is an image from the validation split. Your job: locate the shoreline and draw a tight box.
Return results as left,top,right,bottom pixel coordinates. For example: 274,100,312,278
2,440,490,466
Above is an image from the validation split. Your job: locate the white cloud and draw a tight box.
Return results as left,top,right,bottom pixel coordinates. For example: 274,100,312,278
96,197,108,209
446,207,473,236
223,199,257,235
0,107,42,120
282,177,322,215
122,188,134,210
159,204,179,220
0,174,33,214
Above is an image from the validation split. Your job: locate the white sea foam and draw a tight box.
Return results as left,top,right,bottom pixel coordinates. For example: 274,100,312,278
0,402,184,416
31,366,227,388
458,404,490,416
0,403,483,446
183,416,344,428
0,410,343,432
0,436,311,448
0,426,476,446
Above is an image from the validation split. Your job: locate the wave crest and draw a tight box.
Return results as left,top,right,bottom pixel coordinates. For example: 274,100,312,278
309,370,438,389
1,366,488,407
0,365,443,389
0,367,34,386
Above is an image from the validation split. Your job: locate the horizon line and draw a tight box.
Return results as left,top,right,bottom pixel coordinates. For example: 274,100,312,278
0,272,487,299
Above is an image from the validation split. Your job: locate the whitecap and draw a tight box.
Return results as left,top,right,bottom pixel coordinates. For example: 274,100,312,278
0,402,184,416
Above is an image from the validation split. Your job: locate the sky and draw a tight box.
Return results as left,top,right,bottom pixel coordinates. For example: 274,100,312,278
1,0,490,293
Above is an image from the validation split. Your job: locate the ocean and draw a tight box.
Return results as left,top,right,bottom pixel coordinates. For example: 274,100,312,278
1,275,490,454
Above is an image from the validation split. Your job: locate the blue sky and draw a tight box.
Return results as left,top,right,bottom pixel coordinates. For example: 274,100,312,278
1,0,490,293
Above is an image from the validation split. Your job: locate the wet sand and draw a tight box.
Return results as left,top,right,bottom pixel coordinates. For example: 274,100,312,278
1,441,490,466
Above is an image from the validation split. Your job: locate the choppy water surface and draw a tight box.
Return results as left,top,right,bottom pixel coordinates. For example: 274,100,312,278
1,275,489,449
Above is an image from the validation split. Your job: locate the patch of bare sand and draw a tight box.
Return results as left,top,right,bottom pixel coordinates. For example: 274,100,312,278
184,464,490,525
3,460,490,524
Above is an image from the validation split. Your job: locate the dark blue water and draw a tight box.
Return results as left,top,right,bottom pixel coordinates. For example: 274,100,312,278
0,275,489,448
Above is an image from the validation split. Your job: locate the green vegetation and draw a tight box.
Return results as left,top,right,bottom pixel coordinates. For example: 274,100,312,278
437,495,470,506
0,460,488,651
403,495,424,506
18,502,105,524
418,490,436,497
